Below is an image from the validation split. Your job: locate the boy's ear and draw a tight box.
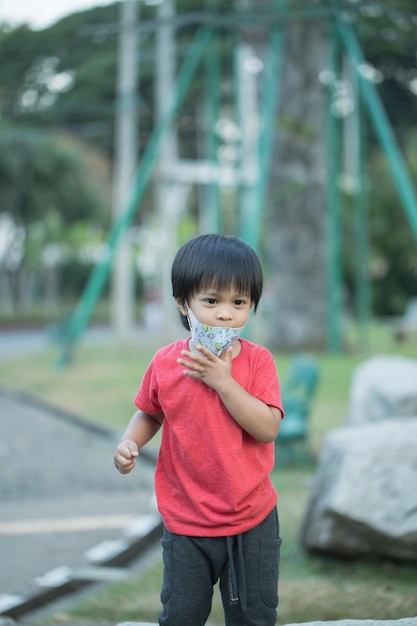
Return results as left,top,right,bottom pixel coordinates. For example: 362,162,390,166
175,298,187,316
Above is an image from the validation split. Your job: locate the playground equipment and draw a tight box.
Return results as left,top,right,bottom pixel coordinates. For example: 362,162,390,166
56,0,417,366
275,353,320,466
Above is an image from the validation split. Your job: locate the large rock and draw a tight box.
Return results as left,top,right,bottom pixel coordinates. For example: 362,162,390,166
300,419,417,559
347,355,417,424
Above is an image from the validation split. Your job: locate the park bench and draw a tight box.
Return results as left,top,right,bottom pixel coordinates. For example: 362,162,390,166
275,353,319,465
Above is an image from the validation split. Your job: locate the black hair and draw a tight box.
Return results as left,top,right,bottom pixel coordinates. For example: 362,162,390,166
171,233,263,330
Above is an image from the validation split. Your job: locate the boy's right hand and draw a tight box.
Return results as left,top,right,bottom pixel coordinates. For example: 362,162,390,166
114,439,139,474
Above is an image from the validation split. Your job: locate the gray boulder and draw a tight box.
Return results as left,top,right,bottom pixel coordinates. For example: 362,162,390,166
347,355,417,424
300,419,417,559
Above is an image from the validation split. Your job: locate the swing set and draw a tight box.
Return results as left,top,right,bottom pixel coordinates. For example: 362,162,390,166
56,0,417,367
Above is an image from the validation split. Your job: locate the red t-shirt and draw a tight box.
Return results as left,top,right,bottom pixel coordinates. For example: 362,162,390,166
134,338,283,537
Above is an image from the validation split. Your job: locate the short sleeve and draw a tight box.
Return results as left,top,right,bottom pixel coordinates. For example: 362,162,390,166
134,356,162,415
248,347,283,417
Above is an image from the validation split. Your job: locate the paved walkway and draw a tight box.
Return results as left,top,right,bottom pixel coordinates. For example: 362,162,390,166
0,387,160,620
0,325,114,357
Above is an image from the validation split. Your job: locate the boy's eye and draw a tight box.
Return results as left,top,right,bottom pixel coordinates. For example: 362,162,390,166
234,299,246,306
205,298,217,304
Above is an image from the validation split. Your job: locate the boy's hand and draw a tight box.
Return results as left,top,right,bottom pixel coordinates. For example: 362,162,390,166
114,439,139,474
177,344,233,391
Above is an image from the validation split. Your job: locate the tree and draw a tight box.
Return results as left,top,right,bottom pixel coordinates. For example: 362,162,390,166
264,2,328,350
0,131,111,313
0,7,120,155
0,1,229,157
360,131,417,317
1,0,417,335
239,0,417,348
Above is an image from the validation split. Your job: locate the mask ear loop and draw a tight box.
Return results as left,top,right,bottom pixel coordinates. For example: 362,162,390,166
184,301,192,331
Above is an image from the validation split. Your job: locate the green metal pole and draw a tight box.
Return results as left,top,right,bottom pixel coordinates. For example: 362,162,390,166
237,43,259,250
57,27,212,367
204,29,221,233
238,1,285,343
240,1,286,252
337,18,417,244
354,95,371,345
251,6,286,251
326,20,343,353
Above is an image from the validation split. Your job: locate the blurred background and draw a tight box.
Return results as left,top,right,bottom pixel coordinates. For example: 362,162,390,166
1,0,417,359
1,2,417,624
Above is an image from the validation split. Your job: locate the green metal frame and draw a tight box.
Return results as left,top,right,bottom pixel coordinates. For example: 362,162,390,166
57,26,213,367
353,84,371,345
325,14,417,352
324,16,417,351
203,30,221,233
56,6,417,365
337,19,417,244
326,19,343,352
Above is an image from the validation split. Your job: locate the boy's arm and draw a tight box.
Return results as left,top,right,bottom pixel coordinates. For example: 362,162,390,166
114,410,164,474
177,346,282,443
215,377,281,443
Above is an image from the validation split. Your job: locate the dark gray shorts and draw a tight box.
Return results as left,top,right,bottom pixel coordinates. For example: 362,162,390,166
158,507,282,626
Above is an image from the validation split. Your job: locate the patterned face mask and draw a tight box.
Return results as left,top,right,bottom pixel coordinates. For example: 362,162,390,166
186,305,244,357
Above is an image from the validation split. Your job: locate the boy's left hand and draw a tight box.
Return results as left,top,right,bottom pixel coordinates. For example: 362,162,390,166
177,344,233,390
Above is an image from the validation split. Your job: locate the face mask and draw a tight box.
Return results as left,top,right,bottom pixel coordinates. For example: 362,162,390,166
186,305,244,357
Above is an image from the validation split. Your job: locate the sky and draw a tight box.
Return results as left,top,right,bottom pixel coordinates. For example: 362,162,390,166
0,0,118,30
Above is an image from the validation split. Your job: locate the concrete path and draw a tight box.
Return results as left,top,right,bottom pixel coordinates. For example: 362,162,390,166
0,325,114,357
0,387,161,620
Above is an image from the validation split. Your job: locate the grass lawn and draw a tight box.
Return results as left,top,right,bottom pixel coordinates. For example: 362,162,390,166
1,322,417,624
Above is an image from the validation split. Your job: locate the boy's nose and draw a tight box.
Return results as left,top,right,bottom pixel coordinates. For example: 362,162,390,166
216,309,233,321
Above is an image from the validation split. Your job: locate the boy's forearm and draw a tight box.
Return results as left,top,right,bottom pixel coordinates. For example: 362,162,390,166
121,410,163,449
216,379,281,443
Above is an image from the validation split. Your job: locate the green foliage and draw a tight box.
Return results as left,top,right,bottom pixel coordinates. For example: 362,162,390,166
0,131,109,225
369,145,417,316
0,7,122,155
0,1,234,155
342,129,417,317
0,129,111,311
354,0,417,135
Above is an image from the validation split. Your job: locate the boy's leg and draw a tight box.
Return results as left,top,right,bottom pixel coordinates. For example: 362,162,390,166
220,508,282,626
158,528,226,626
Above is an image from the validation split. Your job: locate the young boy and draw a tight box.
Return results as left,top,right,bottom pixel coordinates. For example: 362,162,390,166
114,233,283,626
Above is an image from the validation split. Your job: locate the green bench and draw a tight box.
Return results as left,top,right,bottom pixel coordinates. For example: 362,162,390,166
275,354,319,465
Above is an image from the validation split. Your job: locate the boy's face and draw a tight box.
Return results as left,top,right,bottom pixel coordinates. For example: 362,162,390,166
177,286,253,329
